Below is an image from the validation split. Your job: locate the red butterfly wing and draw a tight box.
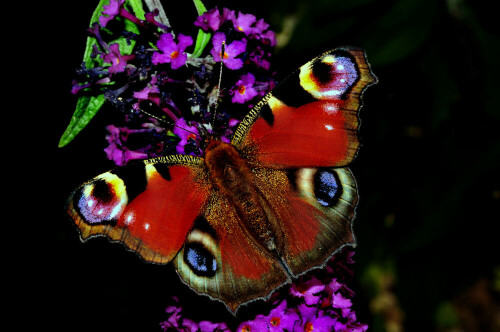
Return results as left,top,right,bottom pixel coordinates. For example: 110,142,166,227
66,156,210,263
173,190,289,312
253,167,358,275
227,48,375,282
232,48,376,168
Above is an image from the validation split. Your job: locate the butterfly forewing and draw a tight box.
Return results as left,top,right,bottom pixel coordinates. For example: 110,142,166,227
232,47,376,169
67,156,210,263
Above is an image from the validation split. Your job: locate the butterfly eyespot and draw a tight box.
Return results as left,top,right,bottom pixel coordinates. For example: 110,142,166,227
293,168,344,208
184,242,217,277
301,51,359,100
74,173,128,224
314,169,342,207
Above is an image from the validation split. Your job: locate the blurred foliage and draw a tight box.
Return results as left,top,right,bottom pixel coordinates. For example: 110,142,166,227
435,301,460,330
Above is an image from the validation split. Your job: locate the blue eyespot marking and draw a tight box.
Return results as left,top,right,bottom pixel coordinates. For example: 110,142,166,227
314,169,342,207
184,243,217,277
75,179,124,224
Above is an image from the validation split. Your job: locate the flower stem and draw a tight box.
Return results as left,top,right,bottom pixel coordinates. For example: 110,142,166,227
119,7,143,25
144,0,170,28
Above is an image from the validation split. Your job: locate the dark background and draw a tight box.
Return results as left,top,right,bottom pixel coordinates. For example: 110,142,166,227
29,0,499,331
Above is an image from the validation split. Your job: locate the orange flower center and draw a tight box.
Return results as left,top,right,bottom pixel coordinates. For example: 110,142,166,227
270,317,280,326
304,322,314,332
220,51,229,59
238,85,246,95
237,26,244,32
170,51,179,59
241,325,251,332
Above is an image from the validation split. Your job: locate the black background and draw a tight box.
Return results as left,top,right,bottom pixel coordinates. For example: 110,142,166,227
24,0,499,331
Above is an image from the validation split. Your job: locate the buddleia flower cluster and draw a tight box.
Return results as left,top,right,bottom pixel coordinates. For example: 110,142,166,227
63,0,277,166
160,249,368,332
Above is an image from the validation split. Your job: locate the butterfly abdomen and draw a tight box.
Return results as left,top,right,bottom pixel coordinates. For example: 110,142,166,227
204,140,279,252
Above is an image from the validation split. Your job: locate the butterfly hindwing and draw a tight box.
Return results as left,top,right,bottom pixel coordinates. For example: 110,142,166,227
173,190,289,312
232,47,376,169
253,166,358,275
66,155,210,263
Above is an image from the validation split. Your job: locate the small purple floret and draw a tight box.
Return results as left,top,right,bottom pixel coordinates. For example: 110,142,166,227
210,32,246,70
152,33,193,69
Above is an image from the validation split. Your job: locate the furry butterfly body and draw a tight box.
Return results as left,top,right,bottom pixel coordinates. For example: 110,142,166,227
66,47,376,312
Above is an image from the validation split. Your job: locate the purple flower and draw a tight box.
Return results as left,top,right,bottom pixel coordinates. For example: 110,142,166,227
301,316,337,332
144,10,170,31
254,18,270,34
71,80,90,94
231,73,259,104
247,18,277,46
210,32,246,70
160,304,183,330
152,33,193,69
104,125,149,166
181,318,200,331
261,29,277,46
102,43,134,74
221,7,236,23
265,301,299,332
331,292,352,309
99,0,125,27
296,303,338,332
249,47,271,70
133,76,160,101
220,118,240,143
233,12,257,35
199,320,230,332
326,278,343,294
290,276,326,306
237,315,268,332
133,85,159,101
194,7,221,31
344,311,369,332
158,250,367,332
173,118,201,155
160,300,231,331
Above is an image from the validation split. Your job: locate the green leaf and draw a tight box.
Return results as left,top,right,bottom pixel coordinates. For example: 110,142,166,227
82,0,110,68
191,30,211,58
59,0,144,147
58,95,106,147
126,0,146,20
59,0,109,147
191,0,211,57
192,0,207,14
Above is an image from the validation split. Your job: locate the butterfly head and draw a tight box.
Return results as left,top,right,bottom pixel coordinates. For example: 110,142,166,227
197,127,220,154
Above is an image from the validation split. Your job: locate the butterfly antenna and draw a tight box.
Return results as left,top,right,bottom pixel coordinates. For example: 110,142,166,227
211,41,225,132
120,98,199,137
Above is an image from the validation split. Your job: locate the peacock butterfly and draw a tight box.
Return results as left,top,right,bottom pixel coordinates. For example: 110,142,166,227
66,47,376,312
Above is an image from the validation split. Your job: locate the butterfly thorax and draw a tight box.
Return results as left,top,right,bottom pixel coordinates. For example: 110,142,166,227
204,140,278,252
